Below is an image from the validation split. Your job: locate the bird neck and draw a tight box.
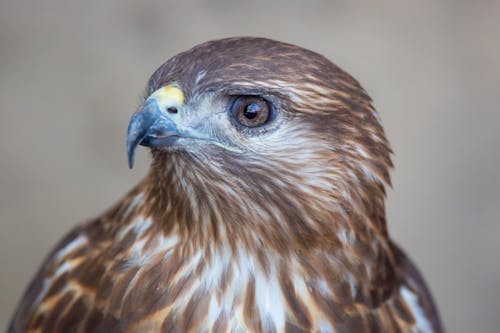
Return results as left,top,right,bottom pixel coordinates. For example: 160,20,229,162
133,152,396,304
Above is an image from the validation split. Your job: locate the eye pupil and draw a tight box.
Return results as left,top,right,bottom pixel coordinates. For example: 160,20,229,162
243,103,260,119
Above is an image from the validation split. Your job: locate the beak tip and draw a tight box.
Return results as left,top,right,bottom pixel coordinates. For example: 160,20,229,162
126,137,137,169
126,110,151,170
126,119,139,170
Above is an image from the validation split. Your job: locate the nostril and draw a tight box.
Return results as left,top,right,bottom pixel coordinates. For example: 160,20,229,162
167,107,178,114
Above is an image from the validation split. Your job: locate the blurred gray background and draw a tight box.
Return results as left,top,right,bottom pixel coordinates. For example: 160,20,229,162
1,1,499,332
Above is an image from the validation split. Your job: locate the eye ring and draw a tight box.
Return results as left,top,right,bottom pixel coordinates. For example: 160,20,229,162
230,96,273,128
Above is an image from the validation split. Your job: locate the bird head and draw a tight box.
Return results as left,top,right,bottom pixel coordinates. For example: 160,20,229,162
126,37,392,251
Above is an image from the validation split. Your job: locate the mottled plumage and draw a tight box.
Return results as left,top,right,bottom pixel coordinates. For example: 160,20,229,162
9,37,443,333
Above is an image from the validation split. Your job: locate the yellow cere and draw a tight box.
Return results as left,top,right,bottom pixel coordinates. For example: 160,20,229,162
149,85,185,108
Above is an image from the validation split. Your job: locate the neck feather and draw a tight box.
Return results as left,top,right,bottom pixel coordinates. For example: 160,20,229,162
131,151,396,302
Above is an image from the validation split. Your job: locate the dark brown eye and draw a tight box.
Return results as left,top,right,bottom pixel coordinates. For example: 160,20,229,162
231,96,272,128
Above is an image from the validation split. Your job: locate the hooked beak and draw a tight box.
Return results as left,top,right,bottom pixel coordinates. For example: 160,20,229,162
126,85,187,169
126,99,181,168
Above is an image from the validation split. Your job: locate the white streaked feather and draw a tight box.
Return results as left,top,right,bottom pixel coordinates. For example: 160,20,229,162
55,234,87,260
318,319,335,333
400,286,434,333
133,216,152,235
124,193,144,217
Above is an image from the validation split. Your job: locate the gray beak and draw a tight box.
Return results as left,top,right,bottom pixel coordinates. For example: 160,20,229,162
126,98,181,169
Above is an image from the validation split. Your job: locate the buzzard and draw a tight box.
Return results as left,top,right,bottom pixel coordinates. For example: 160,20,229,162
9,37,443,332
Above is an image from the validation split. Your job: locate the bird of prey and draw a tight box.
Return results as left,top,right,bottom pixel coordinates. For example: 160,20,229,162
9,37,443,333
